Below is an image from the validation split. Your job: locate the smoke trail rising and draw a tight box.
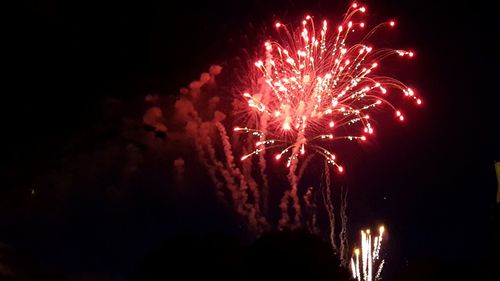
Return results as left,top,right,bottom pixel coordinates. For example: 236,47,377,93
339,186,349,265
323,160,337,251
215,120,262,230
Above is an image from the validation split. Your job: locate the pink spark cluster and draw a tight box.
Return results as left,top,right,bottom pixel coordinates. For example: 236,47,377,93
235,3,421,173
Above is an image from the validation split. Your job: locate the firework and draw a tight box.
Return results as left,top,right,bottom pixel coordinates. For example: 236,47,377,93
351,225,386,281
235,3,421,173
165,3,419,236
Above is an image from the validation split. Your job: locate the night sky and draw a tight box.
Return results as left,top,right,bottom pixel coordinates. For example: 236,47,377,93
3,0,499,280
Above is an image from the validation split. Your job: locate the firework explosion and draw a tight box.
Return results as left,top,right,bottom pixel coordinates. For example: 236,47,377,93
159,4,419,265
351,226,386,281
235,3,420,172
231,3,420,227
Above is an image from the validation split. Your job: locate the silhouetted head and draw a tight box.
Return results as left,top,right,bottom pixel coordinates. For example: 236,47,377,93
137,229,351,281
244,229,350,281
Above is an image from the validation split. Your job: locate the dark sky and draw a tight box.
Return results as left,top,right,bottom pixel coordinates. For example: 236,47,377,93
3,0,499,280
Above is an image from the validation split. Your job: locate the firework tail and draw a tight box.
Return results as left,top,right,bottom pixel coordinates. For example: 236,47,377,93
351,226,386,281
340,185,349,266
323,160,337,251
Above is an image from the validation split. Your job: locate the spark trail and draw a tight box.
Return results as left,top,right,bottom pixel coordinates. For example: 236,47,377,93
351,226,386,281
